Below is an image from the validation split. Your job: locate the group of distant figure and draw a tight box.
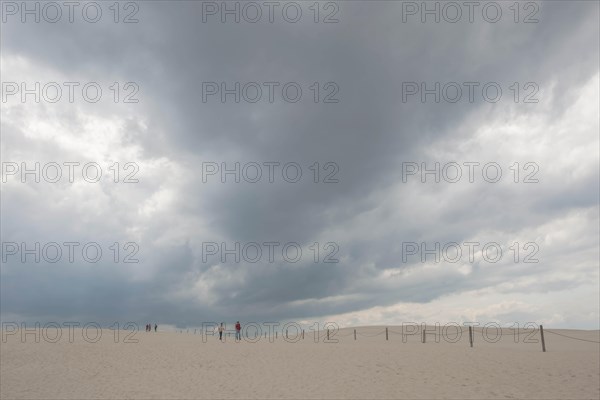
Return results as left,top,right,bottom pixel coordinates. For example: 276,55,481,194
218,321,241,341
142,322,243,337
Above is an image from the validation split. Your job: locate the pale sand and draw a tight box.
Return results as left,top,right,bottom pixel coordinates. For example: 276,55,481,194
1,326,599,399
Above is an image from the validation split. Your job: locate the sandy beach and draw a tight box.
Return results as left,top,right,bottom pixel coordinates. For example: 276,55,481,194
1,325,598,399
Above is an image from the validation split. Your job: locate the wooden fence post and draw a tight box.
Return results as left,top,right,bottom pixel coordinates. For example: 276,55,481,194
469,326,473,347
386,327,389,341
302,330,304,339
286,329,288,339
422,330,426,343
540,325,546,352
327,329,330,341
354,329,356,340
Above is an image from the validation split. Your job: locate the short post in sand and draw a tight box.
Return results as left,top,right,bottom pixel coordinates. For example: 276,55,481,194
286,329,288,339
327,329,330,340
276,331,278,339
540,325,546,352
386,327,389,341
354,329,356,340
468,326,473,347
422,330,426,343
302,330,304,339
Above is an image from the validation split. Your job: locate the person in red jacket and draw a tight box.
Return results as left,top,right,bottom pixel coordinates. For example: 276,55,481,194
235,321,241,341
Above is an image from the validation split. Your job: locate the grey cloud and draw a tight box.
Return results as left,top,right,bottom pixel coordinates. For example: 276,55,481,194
1,1,599,328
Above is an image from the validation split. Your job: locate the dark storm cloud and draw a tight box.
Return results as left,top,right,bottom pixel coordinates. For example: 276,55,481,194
1,1,598,328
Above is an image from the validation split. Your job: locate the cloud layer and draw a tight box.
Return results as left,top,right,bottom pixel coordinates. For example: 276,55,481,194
1,1,598,329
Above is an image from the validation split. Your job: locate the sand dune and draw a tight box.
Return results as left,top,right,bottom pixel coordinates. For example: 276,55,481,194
1,325,598,399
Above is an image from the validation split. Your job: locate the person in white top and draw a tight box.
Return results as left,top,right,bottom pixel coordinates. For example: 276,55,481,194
218,323,225,341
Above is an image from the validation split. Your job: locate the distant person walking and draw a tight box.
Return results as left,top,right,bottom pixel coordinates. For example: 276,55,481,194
235,321,241,341
218,323,225,341
154,324,157,332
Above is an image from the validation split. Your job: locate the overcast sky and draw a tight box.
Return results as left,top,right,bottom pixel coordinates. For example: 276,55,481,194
1,1,599,330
